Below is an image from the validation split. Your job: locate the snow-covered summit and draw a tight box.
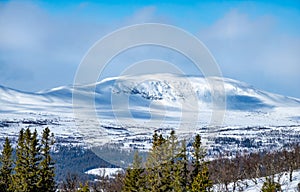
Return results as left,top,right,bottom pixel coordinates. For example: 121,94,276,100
1,73,300,114
0,74,300,158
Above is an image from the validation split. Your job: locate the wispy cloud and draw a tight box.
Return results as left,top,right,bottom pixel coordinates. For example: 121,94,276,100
199,10,300,97
0,1,299,97
0,1,164,91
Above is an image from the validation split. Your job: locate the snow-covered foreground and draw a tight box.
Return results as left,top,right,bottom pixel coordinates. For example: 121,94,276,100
85,167,300,191
214,169,300,192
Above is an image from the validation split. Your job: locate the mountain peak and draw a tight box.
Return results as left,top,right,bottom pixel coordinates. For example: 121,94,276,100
1,74,299,115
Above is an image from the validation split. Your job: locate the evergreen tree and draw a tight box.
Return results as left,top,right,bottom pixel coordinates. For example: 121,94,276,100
191,165,212,192
123,150,145,192
191,134,205,178
13,128,41,192
156,133,172,192
37,127,56,192
145,132,167,192
77,182,90,192
3,128,56,191
0,137,14,192
146,131,189,192
172,139,189,192
152,131,159,148
28,129,41,191
163,130,181,191
261,177,281,192
13,128,27,191
168,130,178,159
143,131,213,192
191,134,212,192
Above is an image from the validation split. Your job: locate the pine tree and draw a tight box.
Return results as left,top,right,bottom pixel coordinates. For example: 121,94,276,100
173,140,189,192
0,137,14,192
37,127,56,192
164,130,179,191
13,128,27,191
28,129,41,191
191,134,205,178
123,150,145,192
261,177,281,192
152,131,159,148
13,128,41,192
145,132,167,192
190,134,212,192
191,164,212,192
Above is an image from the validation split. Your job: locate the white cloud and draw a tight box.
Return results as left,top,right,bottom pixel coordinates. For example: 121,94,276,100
202,10,274,40
124,6,157,24
198,10,300,97
0,1,165,91
0,2,299,97
0,1,47,51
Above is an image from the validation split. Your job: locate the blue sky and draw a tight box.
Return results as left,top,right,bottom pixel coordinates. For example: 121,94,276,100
0,0,300,97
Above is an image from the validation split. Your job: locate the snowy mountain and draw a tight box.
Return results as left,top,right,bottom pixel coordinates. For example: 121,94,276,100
2,73,299,115
0,74,300,161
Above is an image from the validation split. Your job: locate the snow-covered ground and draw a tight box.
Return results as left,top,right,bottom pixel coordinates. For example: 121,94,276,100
214,169,300,192
85,167,300,191
85,168,124,178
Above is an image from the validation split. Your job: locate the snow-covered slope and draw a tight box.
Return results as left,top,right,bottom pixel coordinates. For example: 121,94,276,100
213,169,300,192
0,74,299,157
1,73,299,114
0,85,72,113
85,168,124,178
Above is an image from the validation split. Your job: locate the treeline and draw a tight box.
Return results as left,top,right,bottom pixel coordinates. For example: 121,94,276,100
1,128,300,192
0,127,55,192
88,131,300,192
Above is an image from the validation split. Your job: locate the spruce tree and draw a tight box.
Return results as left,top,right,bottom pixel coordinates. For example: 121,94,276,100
152,131,159,148
145,132,167,192
13,128,27,191
191,165,212,192
28,129,41,191
173,140,189,192
0,137,14,192
123,150,145,192
164,130,178,191
13,128,41,192
261,177,281,192
37,127,56,192
191,134,212,192
191,134,205,178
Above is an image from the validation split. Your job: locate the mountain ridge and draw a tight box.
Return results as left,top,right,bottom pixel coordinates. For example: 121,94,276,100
1,74,299,113
0,73,299,162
